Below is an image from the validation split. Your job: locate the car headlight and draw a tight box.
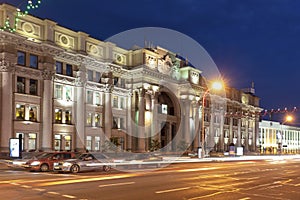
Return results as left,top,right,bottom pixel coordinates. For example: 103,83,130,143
62,162,72,167
30,161,41,166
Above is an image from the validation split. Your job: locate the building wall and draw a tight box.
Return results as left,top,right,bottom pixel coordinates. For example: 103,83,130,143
258,120,300,154
0,3,262,154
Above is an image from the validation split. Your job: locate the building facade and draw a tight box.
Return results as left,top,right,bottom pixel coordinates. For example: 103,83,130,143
0,4,261,154
258,120,300,154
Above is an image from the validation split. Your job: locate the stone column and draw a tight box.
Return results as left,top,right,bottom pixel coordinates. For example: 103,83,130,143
184,100,191,143
126,92,133,151
75,70,86,152
0,59,14,152
41,69,53,151
237,118,242,147
104,86,112,140
137,88,145,152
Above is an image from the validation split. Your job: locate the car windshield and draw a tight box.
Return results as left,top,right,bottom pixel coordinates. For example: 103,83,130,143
35,153,54,159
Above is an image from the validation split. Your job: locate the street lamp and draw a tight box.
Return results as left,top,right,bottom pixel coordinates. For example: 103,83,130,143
279,115,293,154
199,81,223,158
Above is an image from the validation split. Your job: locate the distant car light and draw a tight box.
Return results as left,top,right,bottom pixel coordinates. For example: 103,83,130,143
63,162,72,167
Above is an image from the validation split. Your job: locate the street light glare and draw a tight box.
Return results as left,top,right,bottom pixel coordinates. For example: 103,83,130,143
286,115,293,122
211,81,223,90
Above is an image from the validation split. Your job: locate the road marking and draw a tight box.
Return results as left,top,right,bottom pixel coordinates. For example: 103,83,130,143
62,194,77,199
33,188,46,192
99,181,135,188
47,191,60,195
20,185,32,188
156,187,191,194
177,167,217,172
239,198,251,200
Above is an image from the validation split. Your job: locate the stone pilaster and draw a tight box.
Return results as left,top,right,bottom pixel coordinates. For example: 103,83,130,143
0,58,14,152
126,92,133,151
137,88,145,152
104,85,112,140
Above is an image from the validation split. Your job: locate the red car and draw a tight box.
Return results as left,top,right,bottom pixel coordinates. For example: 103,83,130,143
23,152,77,172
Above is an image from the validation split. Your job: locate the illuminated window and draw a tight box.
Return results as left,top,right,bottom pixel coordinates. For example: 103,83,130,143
29,79,38,95
65,135,71,151
54,135,61,151
95,113,101,127
15,104,25,120
55,109,62,123
86,136,92,151
29,106,37,122
28,133,36,151
56,61,63,74
86,113,92,126
17,51,25,66
17,76,25,93
66,64,72,76
54,84,63,99
86,90,93,104
162,104,168,114
29,54,38,69
65,110,72,124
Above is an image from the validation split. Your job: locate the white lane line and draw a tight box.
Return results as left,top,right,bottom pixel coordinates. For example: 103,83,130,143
47,191,60,195
33,188,46,192
62,194,77,199
156,187,191,194
99,181,135,188
239,198,251,200
20,185,32,188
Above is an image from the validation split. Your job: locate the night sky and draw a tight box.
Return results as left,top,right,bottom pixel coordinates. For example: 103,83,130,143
2,0,300,123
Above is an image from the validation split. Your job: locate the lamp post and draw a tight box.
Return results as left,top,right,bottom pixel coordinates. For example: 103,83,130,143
199,81,223,158
279,115,293,154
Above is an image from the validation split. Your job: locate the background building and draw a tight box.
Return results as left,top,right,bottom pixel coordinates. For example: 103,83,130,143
259,120,300,154
0,3,261,155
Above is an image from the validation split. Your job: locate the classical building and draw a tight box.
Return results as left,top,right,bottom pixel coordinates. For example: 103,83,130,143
258,120,300,154
0,3,261,154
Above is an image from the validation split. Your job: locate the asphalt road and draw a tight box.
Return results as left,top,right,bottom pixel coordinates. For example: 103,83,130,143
0,157,299,200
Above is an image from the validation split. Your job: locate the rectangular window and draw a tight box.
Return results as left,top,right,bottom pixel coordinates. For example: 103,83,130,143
29,79,38,95
16,104,25,120
95,113,101,127
54,84,63,99
86,90,93,104
113,96,118,108
86,136,92,151
86,113,92,126
95,136,100,151
17,51,25,65
120,118,125,130
94,92,101,105
29,106,37,122
87,70,93,81
29,54,38,69
95,72,101,83
56,61,63,74
65,86,72,101
65,110,72,124
65,135,71,151
66,64,72,76
55,108,62,123
162,104,168,114
54,135,61,151
114,77,119,86
17,76,25,93
120,97,125,109
28,133,37,151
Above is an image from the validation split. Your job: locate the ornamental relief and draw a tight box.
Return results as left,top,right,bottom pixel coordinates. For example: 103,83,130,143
0,59,15,72
113,52,126,65
54,32,75,49
15,67,41,79
86,42,104,57
16,20,41,39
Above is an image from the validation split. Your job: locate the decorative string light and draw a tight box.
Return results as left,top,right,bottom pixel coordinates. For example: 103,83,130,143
0,0,42,32
223,107,297,118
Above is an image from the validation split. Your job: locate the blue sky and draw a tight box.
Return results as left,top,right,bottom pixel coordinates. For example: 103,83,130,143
3,0,300,123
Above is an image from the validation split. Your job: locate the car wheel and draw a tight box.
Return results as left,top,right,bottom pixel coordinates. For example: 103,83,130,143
40,164,49,172
70,164,80,173
103,165,111,172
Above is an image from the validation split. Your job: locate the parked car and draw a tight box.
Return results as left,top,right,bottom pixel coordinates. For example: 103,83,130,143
6,152,43,169
53,153,112,173
23,152,77,172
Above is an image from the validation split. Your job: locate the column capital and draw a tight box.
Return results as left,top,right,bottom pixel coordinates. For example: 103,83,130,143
0,58,15,72
75,70,86,87
42,69,54,80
